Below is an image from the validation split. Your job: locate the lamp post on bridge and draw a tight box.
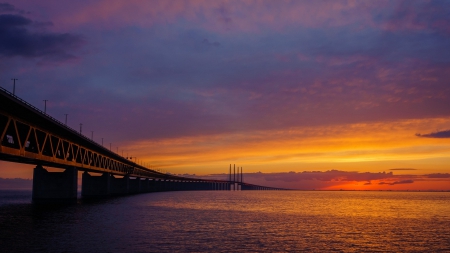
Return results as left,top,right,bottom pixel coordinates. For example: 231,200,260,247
43,100,48,114
64,114,68,125
91,131,94,140
11,78,18,95
79,123,82,134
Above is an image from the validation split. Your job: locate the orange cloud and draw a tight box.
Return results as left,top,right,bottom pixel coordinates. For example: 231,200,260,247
121,117,450,175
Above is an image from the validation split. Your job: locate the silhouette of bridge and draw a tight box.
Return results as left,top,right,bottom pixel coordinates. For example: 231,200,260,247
0,86,284,203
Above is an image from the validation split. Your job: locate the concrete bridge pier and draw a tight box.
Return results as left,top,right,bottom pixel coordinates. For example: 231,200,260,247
32,165,78,203
81,172,111,198
152,179,159,192
185,181,193,190
128,177,141,194
161,179,168,191
141,178,150,193
153,179,162,191
174,180,182,191
167,180,174,191
178,181,185,191
110,175,129,195
148,179,155,192
155,179,165,192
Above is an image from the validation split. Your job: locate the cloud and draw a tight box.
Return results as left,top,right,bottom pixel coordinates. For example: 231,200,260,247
0,8,83,61
202,38,220,47
382,0,450,34
210,170,395,183
0,3,15,12
426,173,450,179
0,2,26,14
389,168,417,171
379,179,414,185
198,170,450,190
416,130,450,138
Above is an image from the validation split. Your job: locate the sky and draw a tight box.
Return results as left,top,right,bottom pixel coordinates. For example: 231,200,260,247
1,0,450,190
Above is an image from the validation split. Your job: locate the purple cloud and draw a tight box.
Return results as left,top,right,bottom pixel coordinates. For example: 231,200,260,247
0,5,83,61
416,130,450,138
0,3,15,12
0,2,26,14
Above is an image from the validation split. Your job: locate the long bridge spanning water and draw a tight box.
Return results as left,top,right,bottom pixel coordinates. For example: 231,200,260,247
0,86,284,203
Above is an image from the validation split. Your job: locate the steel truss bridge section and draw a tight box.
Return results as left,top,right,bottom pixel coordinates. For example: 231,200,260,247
0,86,195,181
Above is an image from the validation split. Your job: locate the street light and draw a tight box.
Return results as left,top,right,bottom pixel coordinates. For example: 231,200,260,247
43,100,48,113
80,123,82,134
64,114,68,125
11,78,17,95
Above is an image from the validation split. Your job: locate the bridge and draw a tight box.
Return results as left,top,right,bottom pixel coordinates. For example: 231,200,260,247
0,86,284,203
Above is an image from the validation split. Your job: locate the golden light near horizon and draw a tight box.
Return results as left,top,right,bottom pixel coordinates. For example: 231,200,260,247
122,117,450,175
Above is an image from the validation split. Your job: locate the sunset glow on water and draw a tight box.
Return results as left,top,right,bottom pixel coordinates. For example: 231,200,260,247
1,191,449,252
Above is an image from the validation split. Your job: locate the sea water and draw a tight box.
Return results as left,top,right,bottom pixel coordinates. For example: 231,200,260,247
0,190,449,252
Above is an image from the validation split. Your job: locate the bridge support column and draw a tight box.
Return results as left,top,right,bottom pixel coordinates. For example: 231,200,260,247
154,179,163,191
82,172,111,198
110,175,129,195
128,177,141,194
149,179,157,192
32,165,78,203
141,178,150,193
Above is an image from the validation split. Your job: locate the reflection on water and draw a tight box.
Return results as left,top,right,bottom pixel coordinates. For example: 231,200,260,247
0,190,449,252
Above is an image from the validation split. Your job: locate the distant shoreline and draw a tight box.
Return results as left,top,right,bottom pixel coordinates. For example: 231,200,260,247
1,177,449,192
0,178,32,190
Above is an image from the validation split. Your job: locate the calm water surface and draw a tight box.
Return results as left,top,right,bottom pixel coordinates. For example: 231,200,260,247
0,190,449,252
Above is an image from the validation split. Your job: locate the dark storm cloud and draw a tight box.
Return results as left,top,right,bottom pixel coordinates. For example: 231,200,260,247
0,11,83,60
416,130,450,138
